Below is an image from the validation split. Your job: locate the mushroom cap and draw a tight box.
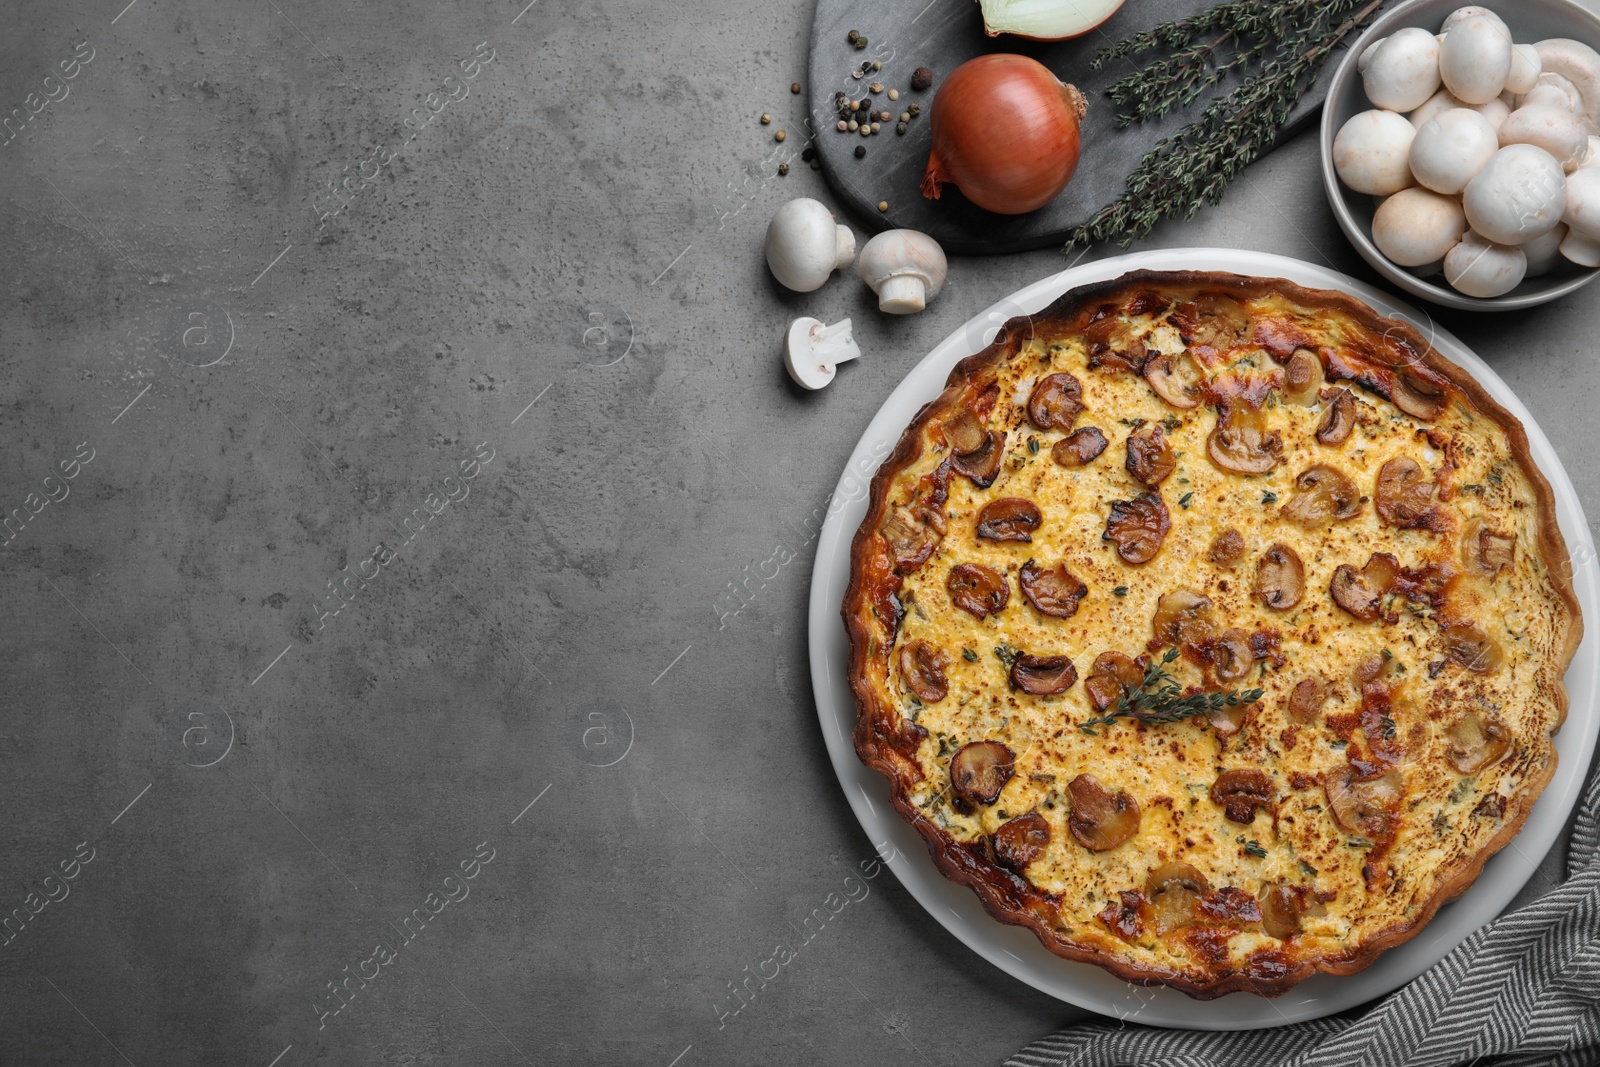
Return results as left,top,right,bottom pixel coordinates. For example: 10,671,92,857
1499,104,1588,171
1560,228,1600,266
858,229,948,315
764,198,856,293
1439,15,1513,105
1564,166,1600,239
1463,143,1566,244
1334,109,1417,195
1362,28,1442,112
1372,186,1468,266
1411,107,1499,194
1444,230,1528,296
1521,221,1568,276
1506,43,1543,96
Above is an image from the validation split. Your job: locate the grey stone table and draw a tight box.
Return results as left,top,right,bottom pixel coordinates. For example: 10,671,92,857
1,2,1594,1065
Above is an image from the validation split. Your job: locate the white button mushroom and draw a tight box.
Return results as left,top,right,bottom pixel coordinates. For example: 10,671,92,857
1362,28,1442,112
1334,110,1418,195
1372,187,1468,266
1535,39,1600,134
1499,105,1589,171
1411,108,1499,194
1506,44,1543,95
764,199,857,293
1562,166,1600,240
1440,16,1514,104
783,317,861,390
1463,143,1566,243
857,230,947,315
1520,221,1568,276
1445,230,1528,296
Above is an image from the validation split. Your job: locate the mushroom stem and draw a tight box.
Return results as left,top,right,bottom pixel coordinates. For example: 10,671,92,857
810,317,861,366
829,225,857,272
877,275,930,313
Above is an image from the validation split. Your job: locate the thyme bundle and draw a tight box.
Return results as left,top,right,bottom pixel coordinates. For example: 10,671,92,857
1079,647,1264,734
1066,0,1385,250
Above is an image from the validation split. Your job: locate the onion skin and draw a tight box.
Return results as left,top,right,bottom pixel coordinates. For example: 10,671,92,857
921,54,1086,215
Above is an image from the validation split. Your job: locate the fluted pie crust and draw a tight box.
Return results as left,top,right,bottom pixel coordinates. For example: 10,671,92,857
843,271,1581,998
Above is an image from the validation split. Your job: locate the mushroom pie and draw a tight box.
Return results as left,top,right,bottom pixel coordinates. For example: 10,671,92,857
843,271,1580,998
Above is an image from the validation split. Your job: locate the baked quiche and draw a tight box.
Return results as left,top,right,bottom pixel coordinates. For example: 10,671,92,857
843,270,1580,998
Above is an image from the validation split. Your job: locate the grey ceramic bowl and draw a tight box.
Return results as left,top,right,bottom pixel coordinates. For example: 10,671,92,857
1320,0,1600,310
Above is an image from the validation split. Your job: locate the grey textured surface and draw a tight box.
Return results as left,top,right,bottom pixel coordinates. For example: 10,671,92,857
0,2,1593,1066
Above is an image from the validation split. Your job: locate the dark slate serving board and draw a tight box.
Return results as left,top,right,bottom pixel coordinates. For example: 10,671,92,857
808,0,1387,254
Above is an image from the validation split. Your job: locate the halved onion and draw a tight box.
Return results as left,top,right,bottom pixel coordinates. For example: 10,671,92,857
979,0,1127,40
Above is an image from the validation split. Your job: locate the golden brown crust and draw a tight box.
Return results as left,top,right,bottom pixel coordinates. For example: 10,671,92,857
842,270,1580,999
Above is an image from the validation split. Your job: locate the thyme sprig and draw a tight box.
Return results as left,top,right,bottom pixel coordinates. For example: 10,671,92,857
1068,0,1384,251
1079,647,1264,735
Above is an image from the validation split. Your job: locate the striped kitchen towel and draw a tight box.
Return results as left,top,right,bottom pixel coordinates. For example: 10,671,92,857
1007,751,1600,1067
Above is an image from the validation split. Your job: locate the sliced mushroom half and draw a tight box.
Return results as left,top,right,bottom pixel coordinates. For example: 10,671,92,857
1085,651,1144,712
1143,351,1204,409
1254,543,1306,611
1208,402,1283,475
1280,464,1362,528
1443,619,1505,674
1027,372,1085,432
1067,774,1141,851
1152,588,1216,651
976,497,1042,542
1391,369,1448,421
1446,712,1511,773
1324,765,1401,838
1211,768,1275,823
1461,518,1516,577
1146,862,1212,935
1330,552,1400,621
1213,628,1254,682
1019,559,1088,618
1259,883,1324,940
1375,457,1438,529
947,563,1010,619
993,811,1051,871
950,741,1014,806
1125,424,1177,487
950,430,1007,488
1009,654,1078,695
1282,348,1326,405
1052,426,1108,468
1103,494,1171,565
898,640,949,703
884,507,940,574
1316,388,1358,446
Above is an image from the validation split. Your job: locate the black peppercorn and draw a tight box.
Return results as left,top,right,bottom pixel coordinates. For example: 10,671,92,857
847,28,860,42
911,66,933,91
854,145,866,158
801,146,816,162
855,36,868,49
